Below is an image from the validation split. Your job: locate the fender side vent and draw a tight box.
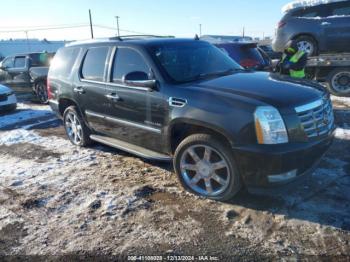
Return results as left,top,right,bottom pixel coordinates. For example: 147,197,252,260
169,97,187,107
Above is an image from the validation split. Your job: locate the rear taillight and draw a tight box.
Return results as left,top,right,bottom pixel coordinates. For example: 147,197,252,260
47,78,53,100
278,21,286,29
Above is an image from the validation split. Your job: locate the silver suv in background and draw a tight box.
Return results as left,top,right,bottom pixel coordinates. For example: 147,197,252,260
273,0,350,56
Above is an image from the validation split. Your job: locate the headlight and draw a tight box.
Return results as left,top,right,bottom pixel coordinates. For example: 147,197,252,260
254,106,288,144
6,91,14,96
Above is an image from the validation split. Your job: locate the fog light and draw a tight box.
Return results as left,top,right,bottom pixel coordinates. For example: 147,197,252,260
268,170,297,183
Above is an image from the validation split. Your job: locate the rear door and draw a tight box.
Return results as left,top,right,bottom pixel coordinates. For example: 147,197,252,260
323,1,350,52
77,46,112,133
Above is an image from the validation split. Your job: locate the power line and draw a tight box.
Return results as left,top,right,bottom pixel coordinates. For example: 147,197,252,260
0,23,152,36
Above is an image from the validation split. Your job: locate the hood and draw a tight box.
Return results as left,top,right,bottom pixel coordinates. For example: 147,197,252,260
0,84,13,94
193,71,324,110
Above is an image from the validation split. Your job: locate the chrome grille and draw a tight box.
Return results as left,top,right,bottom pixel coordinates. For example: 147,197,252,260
295,96,334,138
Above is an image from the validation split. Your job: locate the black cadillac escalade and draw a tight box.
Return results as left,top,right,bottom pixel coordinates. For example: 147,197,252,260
48,36,335,201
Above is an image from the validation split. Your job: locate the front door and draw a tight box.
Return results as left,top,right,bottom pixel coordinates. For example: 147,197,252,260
103,46,165,152
75,46,111,133
7,56,30,89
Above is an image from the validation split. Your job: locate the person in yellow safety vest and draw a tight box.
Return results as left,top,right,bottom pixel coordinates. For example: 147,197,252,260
277,40,308,79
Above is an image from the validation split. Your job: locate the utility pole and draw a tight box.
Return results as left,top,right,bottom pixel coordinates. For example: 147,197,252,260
25,31,30,52
89,9,94,39
115,16,120,37
199,24,202,37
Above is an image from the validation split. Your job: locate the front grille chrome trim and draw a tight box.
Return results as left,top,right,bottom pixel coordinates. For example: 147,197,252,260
295,96,334,139
295,99,323,113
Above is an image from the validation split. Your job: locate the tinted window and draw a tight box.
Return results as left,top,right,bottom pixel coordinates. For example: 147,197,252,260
217,44,266,69
81,47,109,82
149,42,242,83
30,53,54,67
112,48,149,82
50,47,80,79
292,6,323,17
332,6,350,16
14,57,26,68
2,57,14,68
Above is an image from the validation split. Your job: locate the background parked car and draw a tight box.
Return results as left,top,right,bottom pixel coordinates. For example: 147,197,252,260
0,84,17,112
273,0,350,56
0,52,54,103
214,42,272,71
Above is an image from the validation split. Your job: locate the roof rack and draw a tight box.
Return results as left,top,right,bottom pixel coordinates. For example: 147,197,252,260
109,35,175,41
66,35,175,47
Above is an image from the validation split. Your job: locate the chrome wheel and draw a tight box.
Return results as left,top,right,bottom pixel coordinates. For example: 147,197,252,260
331,72,350,94
180,144,231,197
297,40,314,55
65,111,83,145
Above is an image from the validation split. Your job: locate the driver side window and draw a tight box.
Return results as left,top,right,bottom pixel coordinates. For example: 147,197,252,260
112,47,150,83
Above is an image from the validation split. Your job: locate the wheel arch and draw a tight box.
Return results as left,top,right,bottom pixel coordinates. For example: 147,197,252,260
168,118,235,154
58,97,81,117
291,33,319,47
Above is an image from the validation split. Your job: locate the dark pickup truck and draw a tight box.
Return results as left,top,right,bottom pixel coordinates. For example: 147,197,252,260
48,36,335,201
0,52,54,103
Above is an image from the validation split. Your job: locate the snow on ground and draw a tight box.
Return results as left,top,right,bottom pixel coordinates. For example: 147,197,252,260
332,95,350,108
282,0,346,13
0,100,349,258
0,103,55,129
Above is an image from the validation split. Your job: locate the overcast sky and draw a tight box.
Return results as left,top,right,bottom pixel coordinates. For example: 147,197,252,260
0,0,290,41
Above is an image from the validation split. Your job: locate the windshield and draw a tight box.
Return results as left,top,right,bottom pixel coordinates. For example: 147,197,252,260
148,41,243,83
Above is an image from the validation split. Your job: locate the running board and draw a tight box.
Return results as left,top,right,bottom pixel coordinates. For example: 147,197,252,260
90,135,172,162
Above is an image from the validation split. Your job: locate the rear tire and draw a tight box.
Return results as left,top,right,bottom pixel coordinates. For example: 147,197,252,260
63,106,92,146
34,80,48,104
326,68,350,97
174,134,241,201
295,35,318,56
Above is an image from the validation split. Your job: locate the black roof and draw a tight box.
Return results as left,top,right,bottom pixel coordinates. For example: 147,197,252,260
66,36,203,48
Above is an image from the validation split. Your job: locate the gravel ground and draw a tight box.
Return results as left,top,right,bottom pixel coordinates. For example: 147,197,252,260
0,97,349,261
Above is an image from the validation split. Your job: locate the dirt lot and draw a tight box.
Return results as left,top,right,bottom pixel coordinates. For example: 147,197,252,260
0,96,350,261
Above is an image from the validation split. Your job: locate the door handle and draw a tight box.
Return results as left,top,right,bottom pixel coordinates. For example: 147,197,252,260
105,93,121,101
321,22,331,26
73,86,85,94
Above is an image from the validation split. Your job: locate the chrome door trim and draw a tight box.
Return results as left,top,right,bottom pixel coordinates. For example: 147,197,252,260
85,110,161,134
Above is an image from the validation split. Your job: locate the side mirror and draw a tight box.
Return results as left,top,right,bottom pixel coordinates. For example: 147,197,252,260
122,71,156,90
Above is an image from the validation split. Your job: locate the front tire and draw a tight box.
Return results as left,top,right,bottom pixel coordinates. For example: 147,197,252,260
174,134,241,201
326,68,350,97
295,35,318,56
63,106,92,146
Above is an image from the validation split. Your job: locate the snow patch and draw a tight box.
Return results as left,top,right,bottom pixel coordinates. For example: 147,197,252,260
335,127,350,140
0,103,54,129
282,0,347,13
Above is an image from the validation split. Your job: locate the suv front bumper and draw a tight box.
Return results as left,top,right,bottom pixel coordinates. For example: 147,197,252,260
232,132,334,187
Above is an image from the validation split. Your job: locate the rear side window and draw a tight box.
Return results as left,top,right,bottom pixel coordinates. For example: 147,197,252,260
30,53,53,67
332,6,350,16
112,48,149,82
292,6,323,17
50,48,80,79
81,47,109,82
14,57,26,68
